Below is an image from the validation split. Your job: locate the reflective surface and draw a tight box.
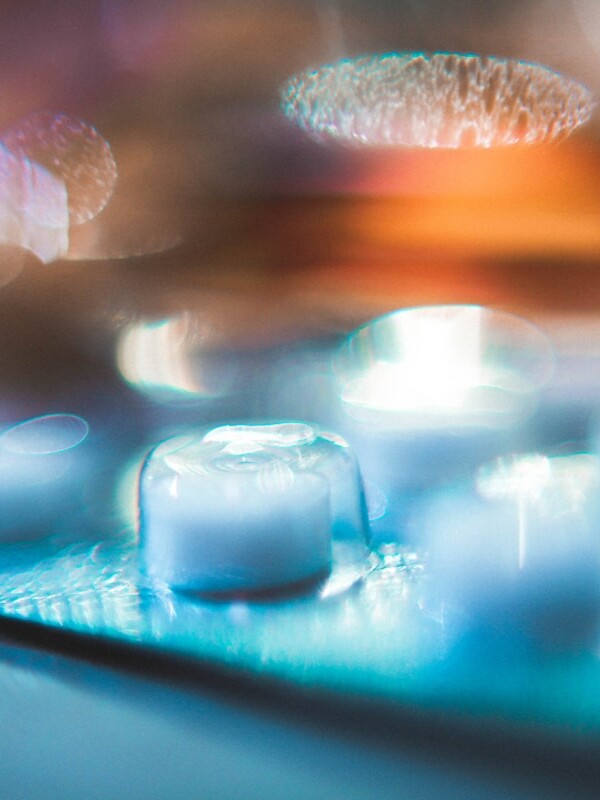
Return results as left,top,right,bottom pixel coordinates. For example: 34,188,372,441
1,2,600,794
0,325,599,752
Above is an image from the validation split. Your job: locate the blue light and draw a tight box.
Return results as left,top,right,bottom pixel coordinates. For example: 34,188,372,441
0,413,89,456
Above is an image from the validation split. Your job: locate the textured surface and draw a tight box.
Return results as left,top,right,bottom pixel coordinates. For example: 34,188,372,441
3,112,117,225
3,533,600,744
281,53,595,148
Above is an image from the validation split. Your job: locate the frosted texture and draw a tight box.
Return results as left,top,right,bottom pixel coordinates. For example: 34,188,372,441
281,53,594,148
0,542,142,634
3,112,117,224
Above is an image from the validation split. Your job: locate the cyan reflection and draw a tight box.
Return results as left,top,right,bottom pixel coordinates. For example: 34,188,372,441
0,541,142,637
141,553,444,690
0,413,89,455
0,413,90,540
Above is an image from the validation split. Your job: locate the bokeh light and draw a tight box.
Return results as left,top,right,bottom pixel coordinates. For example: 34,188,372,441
281,53,594,148
0,413,89,455
0,141,68,263
115,314,240,403
337,304,553,427
2,112,117,226
422,451,600,649
0,4,599,775
0,112,117,270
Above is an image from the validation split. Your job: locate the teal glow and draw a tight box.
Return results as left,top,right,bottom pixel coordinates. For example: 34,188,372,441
3,536,600,738
0,414,89,455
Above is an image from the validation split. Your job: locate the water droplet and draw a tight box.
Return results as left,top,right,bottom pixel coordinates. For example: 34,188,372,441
0,413,89,455
281,53,594,148
2,112,117,224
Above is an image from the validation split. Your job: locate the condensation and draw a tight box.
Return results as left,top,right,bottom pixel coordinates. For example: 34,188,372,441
281,53,595,148
3,112,117,224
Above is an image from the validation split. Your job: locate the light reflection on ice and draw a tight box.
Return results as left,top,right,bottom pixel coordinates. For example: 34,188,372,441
337,305,553,428
0,535,443,690
0,542,142,637
476,452,600,542
335,306,554,527
421,452,600,649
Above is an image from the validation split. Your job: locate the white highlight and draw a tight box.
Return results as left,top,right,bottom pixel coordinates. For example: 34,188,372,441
0,143,68,263
339,305,552,428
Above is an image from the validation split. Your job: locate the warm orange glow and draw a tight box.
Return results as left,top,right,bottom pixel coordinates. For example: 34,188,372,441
289,258,501,314
357,201,600,259
346,138,600,203
337,137,600,260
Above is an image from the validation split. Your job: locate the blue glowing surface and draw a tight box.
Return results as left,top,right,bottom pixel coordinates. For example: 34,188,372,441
1,528,600,744
0,325,600,748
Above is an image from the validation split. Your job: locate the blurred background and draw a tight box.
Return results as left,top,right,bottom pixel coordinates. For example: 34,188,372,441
2,0,600,419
